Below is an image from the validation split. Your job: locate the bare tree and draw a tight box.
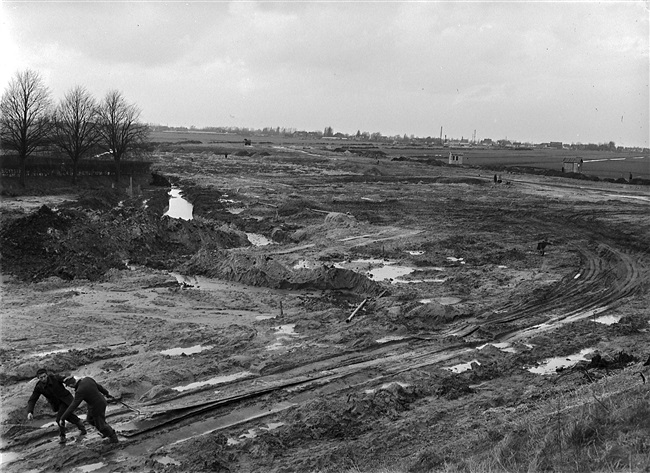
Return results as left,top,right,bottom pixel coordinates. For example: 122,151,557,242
0,69,53,187
52,86,100,184
97,90,148,183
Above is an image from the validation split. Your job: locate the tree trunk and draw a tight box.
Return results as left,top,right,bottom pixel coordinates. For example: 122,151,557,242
114,157,121,184
19,153,27,187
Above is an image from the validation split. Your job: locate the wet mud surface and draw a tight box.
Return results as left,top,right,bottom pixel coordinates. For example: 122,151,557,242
1,145,649,472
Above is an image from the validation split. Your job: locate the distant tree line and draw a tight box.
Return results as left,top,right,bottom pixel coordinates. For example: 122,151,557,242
0,69,149,187
148,123,646,153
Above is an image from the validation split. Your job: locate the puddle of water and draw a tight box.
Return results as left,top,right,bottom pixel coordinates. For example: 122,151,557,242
160,345,214,356
227,208,245,214
364,381,410,394
264,422,285,431
447,256,466,265
333,258,438,282
394,277,446,284
594,314,623,325
528,348,595,375
477,342,517,353
444,359,480,373
156,456,181,466
29,348,69,358
274,324,296,335
266,324,299,351
406,250,424,255
419,299,433,304
173,371,253,392
246,233,273,246
255,315,276,321
376,335,408,343
369,265,415,281
0,451,21,466
75,462,105,473
574,273,582,279
438,297,462,305
164,187,193,220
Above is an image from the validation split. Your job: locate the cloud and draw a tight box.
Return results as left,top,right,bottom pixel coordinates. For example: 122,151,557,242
2,0,648,146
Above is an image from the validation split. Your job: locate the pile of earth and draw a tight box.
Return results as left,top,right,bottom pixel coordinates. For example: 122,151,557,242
0,193,250,281
180,250,384,295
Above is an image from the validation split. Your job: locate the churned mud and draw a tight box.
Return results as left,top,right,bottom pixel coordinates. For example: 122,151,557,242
1,144,649,472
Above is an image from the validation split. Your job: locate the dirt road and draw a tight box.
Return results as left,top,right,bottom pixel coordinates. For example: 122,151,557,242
1,146,649,472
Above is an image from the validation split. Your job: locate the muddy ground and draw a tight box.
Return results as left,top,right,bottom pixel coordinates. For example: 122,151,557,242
1,144,649,473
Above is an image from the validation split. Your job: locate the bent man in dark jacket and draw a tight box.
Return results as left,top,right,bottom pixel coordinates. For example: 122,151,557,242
62,376,118,443
27,368,87,444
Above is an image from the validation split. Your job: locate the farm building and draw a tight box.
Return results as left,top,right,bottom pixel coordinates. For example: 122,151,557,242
448,152,466,165
563,157,583,173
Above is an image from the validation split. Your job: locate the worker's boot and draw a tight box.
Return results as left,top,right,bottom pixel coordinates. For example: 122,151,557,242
76,421,87,435
102,427,119,444
59,435,67,444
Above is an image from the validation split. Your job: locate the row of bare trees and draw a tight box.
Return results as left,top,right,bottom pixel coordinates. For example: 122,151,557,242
0,69,148,186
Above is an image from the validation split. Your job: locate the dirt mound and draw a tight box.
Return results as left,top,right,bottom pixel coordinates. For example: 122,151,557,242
277,195,324,216
402,301,459,329
0,197,251,281
0,205,127,281
181,250,383,295
71,188,123,211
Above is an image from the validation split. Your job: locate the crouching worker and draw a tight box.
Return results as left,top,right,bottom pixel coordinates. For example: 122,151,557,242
27,368,87,444
62,376,118,444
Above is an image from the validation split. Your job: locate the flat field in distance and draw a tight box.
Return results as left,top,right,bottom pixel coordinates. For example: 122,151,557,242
149,130,649,180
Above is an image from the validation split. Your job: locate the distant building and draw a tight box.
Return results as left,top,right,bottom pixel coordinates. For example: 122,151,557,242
549,141,563,149
449,151,465,165
563,157,583,173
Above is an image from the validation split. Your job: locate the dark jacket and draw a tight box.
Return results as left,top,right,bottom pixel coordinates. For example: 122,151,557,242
27,374,74,414
61,377,110,421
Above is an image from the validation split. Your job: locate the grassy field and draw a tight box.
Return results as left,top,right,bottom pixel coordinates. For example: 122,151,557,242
149,130,650,180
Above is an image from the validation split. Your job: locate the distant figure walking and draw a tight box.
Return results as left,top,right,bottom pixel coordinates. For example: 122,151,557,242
537,239,551,256
494,174,498,184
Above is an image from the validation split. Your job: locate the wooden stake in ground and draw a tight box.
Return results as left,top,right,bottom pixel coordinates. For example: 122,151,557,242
346,298,368,323
345,290,387,323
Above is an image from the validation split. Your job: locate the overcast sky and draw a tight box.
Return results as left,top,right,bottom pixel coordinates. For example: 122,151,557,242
1,1,648,147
